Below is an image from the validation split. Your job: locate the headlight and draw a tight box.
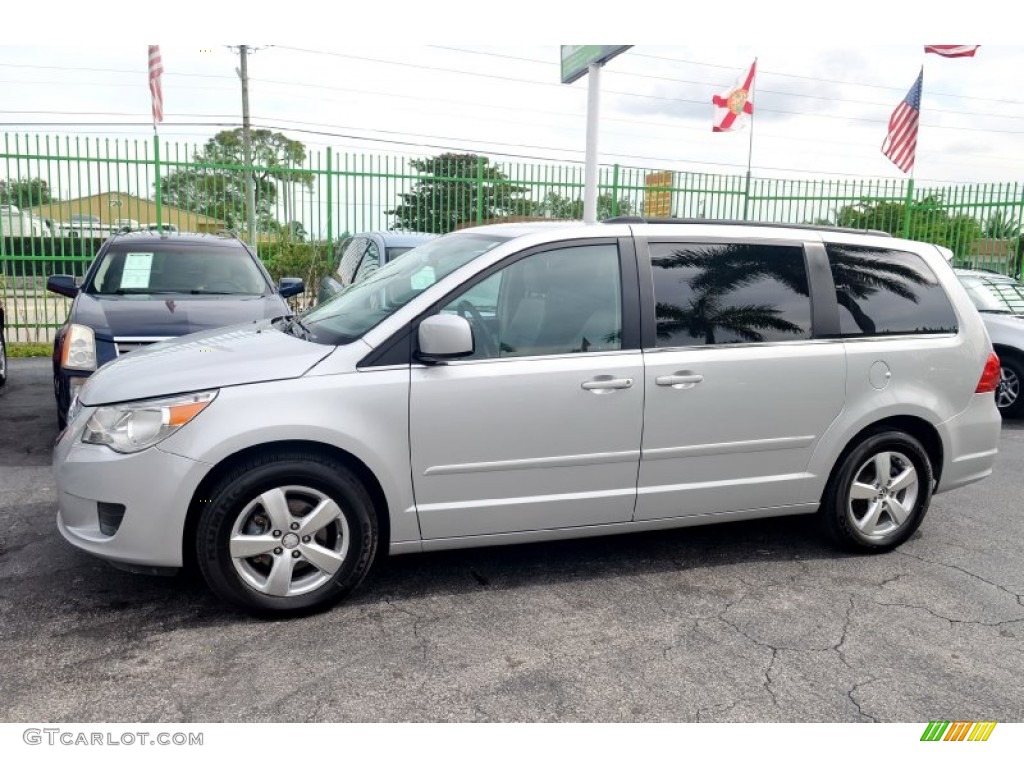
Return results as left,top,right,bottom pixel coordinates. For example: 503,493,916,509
82,390,217,453
61,324,97,370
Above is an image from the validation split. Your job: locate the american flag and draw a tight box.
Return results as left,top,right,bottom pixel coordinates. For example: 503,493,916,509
924,45,980,58
148,45,164,126
882,69,922,174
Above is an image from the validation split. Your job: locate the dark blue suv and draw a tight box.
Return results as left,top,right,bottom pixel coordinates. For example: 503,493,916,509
47,232,303,427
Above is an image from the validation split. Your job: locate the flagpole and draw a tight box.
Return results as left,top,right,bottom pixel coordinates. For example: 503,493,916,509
743,57,757,221
903,65,922,239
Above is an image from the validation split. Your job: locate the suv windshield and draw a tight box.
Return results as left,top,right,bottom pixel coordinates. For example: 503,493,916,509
298,232,509,345
961,274,1024,314
87,244,270,296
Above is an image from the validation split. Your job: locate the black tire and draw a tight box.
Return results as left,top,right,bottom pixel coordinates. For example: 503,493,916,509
820,430,934,553
196,450,378,616
54,375,68,429
0,331,7,386
995,351,1024,419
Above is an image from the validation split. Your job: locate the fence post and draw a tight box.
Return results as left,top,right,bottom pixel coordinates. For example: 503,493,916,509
476,156,484,225
902,177,915,239
153,135,162,230
326,147,333,255
611,164,620,217
743,170,752,221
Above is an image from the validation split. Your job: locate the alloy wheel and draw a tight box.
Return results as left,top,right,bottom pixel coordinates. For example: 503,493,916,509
997,365,1020,410
846,450,920,540
229,485,350,597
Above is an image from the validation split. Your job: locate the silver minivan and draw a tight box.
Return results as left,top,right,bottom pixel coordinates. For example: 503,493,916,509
54,220,1002,615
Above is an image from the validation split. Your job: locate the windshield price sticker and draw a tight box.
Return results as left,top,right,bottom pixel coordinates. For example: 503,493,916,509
121,252,154,289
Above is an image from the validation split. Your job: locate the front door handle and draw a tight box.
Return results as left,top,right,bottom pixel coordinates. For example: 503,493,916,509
581,376,634,393
656,373,704,389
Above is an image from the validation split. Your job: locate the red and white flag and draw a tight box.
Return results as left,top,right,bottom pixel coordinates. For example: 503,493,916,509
712,60,756,132
882,69,923,174
924,45,980,58
148,45,164,126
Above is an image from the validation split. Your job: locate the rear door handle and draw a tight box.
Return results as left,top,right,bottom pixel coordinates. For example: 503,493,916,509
656,373,704,389
581,376,634,393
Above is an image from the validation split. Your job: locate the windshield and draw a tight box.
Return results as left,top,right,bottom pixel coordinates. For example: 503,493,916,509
298,232,509,345
961,275,1024,313
86,244,270,296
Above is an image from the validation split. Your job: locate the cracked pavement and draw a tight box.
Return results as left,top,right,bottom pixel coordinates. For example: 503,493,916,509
2,358,1023,722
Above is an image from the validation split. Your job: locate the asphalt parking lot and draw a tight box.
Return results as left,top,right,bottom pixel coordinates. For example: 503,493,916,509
1,357,1022,723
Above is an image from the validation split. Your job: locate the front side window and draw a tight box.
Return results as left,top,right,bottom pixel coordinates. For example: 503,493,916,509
352,241,382,285
650,242,812,347
440,243,622,360
827,244,958,336
336,237,368,286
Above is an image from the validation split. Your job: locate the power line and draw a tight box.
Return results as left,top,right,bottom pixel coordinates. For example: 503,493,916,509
630,51,1024,107
3,55,1023,133
425,45,1024,114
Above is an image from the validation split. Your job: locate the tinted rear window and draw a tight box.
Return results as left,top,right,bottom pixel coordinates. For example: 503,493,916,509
826,244,958,337
649,242,813,346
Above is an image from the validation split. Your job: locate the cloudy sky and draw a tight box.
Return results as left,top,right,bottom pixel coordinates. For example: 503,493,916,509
1,1,1018,231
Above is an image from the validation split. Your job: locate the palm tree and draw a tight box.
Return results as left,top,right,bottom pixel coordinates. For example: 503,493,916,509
984,210,1022,240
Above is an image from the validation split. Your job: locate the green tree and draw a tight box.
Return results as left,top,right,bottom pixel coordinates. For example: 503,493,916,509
158,129,313,234
983,210,1024,277
538,191,634,220
983,210,1022,239
0,177,53,207
835,194,983,259
387,153,534,233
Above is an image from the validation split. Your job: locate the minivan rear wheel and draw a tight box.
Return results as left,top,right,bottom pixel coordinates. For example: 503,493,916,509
196,451,378,616
821,430,934,553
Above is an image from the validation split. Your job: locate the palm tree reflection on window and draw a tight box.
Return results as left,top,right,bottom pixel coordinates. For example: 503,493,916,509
827,246,928,335
652,243,929,344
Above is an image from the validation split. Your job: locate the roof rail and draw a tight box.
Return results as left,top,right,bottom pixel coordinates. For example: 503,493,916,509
601,216,893,238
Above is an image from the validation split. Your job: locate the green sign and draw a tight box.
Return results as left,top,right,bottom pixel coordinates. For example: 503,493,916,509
560,45,632,84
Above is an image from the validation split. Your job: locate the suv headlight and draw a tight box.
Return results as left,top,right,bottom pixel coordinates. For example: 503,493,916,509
62,323,97,370
82,390,217,453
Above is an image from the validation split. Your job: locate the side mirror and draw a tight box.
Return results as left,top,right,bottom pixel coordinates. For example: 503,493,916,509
278,277,305,298
417,315,474,363
47,274,79,298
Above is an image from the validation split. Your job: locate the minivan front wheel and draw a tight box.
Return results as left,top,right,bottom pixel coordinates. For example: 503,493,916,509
196,451,378,615
822,430,934,553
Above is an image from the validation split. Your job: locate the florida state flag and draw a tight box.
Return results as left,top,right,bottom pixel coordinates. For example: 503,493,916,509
712,60,756,132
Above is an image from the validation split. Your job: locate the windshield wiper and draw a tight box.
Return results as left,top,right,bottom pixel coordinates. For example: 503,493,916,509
277,315,314,340
111,289,183,295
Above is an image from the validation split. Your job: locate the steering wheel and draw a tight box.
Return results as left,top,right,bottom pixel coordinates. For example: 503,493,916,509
456,300,497,358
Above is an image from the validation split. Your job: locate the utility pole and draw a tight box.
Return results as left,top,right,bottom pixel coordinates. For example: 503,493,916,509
238,45,256,249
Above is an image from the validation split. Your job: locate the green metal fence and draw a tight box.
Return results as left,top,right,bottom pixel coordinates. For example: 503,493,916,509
2,132,1023,341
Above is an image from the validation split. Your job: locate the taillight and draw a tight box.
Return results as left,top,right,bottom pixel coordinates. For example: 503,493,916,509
976,352,1002,394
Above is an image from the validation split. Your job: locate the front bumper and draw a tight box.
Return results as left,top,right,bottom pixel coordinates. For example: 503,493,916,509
54,422,210,568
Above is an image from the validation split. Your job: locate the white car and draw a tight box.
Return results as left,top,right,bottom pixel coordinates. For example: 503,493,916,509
55,219,1002,615
0,205,44,236
957,268,1024,417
